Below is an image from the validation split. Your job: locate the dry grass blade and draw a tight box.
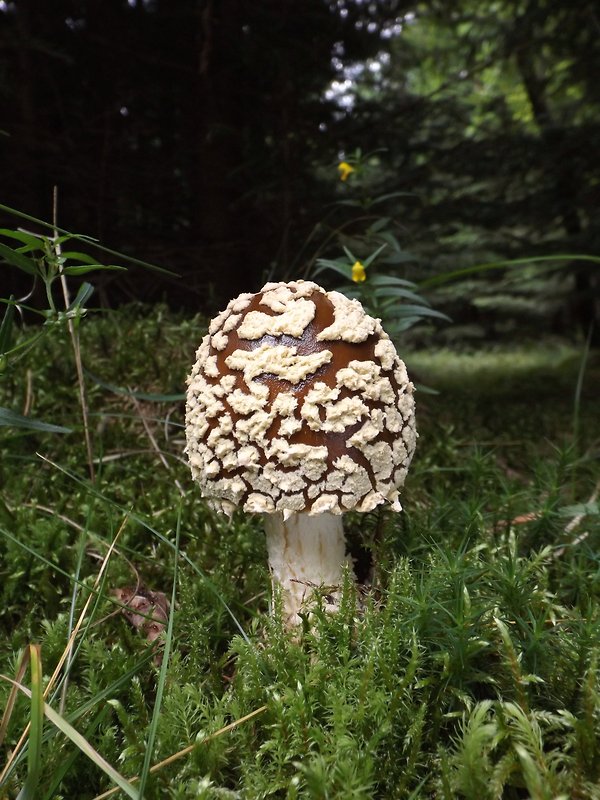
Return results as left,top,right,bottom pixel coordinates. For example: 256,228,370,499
45,515,128,696
135,516,180,796
564,478,600,535
129,393,186,497
0,646,44,800
0,516,129,785
0,675,139,800
0,646,31,748
53,187,96,484
90,705,268,800
553,477,600,558
34,454,251,645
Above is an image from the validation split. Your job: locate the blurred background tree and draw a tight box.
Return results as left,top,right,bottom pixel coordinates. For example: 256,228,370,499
1,0,598,341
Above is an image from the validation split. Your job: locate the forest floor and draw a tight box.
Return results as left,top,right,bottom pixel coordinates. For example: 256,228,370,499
1,306,599,799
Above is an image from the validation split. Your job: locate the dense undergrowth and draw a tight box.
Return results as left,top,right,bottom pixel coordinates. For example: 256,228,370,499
1,306,599,799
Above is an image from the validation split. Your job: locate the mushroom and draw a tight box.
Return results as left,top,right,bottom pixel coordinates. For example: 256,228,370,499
185,280,417,625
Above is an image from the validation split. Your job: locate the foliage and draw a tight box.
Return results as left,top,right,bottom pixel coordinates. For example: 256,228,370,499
0,223,118,360
335,0,600,342
0,306,599,797
1,1,598,336
0,204,169,435
309,149,450,343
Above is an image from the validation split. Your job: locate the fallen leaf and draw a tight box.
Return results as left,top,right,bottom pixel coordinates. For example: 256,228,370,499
113,585,170,663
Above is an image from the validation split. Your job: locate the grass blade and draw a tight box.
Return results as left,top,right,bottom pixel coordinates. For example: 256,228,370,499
419,254,600,289
573,323,593,444
15,645,44,800
136,506,181,796
42,706,111,800
0,518,128,785
85,369,185,402
0,648,30,748
0,407,72,433
0,295,15,355
0,677,139,800
0,242,37,275
91,705,268,800
59,520,89,714
0,202,177,276
36,455,251,644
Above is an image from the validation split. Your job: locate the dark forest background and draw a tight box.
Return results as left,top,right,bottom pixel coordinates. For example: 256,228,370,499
1,0,599,342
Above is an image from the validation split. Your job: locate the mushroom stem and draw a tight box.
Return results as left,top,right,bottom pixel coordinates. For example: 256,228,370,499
263,511,354,626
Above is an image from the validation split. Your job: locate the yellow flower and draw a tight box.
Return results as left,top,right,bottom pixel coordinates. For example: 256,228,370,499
352,261,366,282
338,161,355,181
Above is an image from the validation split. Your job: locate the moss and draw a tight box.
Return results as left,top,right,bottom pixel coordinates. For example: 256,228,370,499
1,308,599,798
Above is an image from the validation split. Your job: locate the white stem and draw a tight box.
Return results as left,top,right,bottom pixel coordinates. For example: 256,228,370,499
263,512,354,626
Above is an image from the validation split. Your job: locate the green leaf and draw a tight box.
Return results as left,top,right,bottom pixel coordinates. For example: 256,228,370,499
386,304,451,321
342,245,359,263
85,370,185,402
0,229,44,249
368,217,391,233
62,264,126,276
0,407,72,433
414,382,439,395
381,251,418,265
558,501,599,518
0,243,37,275
0,203,178,276
16,645,44,800
377,231,403,250
512,743,546,798
419,254,600,289
393,316,423,332
362,243,388,268
0,297,15,355
369,191,416,206
332,199,365,208
313,260,353,280
373,286,430,304
59,250,102,264
42,707,111,800
0,676,139,800
0,329,47,361
338,286,362,300
370,275,418,289
137,509,180,796
68,282,94,311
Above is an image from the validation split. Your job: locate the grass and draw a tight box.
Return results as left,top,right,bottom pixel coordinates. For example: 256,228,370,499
0,305,599,798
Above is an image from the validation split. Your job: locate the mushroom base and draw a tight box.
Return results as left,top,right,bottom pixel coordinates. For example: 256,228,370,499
263,512,353,626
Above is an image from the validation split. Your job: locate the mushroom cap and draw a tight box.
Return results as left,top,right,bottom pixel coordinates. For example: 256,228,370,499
185,280,417,516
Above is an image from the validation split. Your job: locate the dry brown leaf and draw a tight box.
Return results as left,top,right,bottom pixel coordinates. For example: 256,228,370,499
495,510,541,529
113,586,170,663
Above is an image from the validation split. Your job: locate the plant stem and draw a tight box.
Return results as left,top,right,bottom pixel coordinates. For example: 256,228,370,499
53,187,96,483
572,323,593,448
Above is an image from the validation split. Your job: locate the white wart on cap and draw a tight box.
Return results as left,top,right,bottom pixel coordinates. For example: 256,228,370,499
185,280,417,518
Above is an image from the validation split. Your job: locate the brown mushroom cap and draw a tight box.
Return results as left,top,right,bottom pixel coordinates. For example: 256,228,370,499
185,280,416,516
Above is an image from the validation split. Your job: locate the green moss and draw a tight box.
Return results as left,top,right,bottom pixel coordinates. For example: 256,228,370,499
1,308,599,798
